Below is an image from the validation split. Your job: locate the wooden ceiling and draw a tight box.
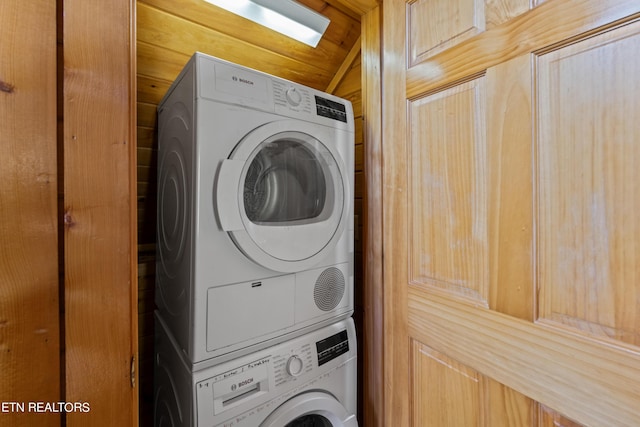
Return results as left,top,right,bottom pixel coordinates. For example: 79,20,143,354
137,0,372,95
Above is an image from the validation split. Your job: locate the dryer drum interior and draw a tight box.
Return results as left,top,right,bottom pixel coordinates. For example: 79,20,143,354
243,136,330,224
285,414,333,426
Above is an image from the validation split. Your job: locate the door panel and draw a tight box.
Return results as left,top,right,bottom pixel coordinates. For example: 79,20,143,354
408,78,489,305
486,54,534,320
412,340,536,426
382,0,640,426
408,0,484,64
536,22,640,346
412,341,482,426
486,378,534,426
485,0,530,29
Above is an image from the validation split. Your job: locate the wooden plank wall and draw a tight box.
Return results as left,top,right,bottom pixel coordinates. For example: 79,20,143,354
62,0,138,425
0,2,60,426
361,6,383,427
2,1,137,425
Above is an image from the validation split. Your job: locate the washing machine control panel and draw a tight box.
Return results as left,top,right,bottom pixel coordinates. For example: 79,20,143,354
201,356,271,416
316,329,350,366
273,342,313,385
196,319,357,427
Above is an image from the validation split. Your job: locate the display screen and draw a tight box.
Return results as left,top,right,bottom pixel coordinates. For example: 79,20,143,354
316,330,349,366
315,96,347,123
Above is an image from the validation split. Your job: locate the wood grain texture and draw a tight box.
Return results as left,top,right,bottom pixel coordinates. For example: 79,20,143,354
408,287,640,427
0,1,60,425
539,406,584,427
408,78,489,305
332,57,363,99
381,0,640,425
406,0,640,98
326,0,379,17
412,339,537,426
146,0,361,60
486,54,533,321
327,37,362,93
408,0,484,65
381,0,410,425
536,20,640,346
362,6,384,427
137,3,331,87
485,0,530,29
136,0,358,89
63,0,137,425
486,378,535,426
411,341,481,426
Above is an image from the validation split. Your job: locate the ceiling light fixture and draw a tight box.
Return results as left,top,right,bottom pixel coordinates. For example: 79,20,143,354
203,0,330,48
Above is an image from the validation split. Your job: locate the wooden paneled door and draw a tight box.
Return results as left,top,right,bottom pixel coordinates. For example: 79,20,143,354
381,0,640,425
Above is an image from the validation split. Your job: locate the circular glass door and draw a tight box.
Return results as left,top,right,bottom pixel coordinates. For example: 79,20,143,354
243,136,332,226
259,391,357,427
216,120,350,273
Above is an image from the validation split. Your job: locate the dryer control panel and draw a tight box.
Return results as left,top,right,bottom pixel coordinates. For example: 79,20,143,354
315,95,348,123
271,80,351,126
273,81,313,114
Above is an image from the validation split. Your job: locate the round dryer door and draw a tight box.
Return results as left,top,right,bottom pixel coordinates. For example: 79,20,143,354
259,392,358,427
216,120,350,273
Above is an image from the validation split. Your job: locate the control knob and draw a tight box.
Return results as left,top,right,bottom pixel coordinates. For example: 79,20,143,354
286,355,303,377
285,87,302,106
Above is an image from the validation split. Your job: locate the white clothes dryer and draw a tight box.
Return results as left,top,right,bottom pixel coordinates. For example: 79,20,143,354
156,53,355,364
154,312,358,427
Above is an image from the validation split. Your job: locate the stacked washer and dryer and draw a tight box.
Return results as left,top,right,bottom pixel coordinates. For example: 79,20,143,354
154,52,358,427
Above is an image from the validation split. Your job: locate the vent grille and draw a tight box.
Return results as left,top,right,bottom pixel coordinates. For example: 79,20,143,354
313,267,345,311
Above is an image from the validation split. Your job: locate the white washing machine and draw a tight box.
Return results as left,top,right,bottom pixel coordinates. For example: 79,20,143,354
156,52,355,364
154,312,358,427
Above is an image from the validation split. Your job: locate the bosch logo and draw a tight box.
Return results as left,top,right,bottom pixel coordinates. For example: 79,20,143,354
231,384,237,391
238,378,254,388
232,75,254,85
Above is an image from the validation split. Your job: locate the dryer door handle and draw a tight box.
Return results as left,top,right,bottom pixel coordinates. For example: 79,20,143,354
216,159,245,231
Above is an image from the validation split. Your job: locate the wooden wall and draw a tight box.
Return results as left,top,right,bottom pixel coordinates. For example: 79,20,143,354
135,2,363,424
0,2,60,425
361,6,383,427
1,1,137,426
62,0,138,425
